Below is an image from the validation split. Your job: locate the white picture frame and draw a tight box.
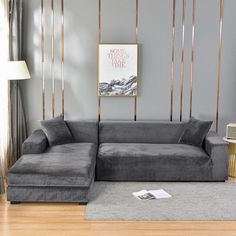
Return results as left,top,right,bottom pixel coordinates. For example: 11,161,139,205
98,43,138,96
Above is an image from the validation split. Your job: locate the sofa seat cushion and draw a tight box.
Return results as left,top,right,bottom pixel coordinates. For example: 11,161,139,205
97,143,213,181
8,143,97,187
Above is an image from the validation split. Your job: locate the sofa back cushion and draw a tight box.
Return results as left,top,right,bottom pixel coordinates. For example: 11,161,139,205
66,120,98,144
99,121,187,144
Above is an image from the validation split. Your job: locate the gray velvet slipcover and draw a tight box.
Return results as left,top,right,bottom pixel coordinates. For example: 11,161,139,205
8,143,97,187
99,121,187,144
204,131,229,180
7,185,92,203
66,121,98,144
22,129,48,154
22,120,98,155
97,121,228,181
7,121,98,203
7,120,228,203
97,143,212,181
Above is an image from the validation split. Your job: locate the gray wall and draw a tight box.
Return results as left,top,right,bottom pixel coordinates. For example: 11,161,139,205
21,0,236,137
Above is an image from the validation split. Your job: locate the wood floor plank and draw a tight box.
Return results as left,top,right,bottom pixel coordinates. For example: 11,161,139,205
1,181,236,236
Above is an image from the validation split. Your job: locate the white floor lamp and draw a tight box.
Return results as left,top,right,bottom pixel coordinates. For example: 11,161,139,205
4,61,31,159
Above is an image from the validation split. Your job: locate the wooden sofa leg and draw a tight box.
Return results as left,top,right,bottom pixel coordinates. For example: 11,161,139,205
10,201,21,204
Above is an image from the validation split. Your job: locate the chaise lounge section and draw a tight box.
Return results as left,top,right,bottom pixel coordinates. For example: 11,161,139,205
7,121,98,203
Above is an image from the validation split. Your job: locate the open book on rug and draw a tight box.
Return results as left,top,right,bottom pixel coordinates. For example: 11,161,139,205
132,189,172,200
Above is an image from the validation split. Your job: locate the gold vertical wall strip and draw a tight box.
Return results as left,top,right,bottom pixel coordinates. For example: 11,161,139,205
170,0,176,121
216,0,224,133
51,0,55,118
189,0,195,118
98,0,101,121
134,0,138,121
61,0,65,117
41,0,45,120
179,0,186,122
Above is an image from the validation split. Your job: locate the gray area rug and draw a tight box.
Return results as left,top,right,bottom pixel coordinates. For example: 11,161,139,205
85,181,236,221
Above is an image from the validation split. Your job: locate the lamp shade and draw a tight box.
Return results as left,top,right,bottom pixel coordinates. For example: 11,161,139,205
3,61,31,80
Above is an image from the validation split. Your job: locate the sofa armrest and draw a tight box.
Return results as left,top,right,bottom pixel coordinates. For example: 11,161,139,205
22,129,48,154
204,131,228,180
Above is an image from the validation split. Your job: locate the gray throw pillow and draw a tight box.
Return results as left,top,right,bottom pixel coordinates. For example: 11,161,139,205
40,115,74,146
178,117,213,147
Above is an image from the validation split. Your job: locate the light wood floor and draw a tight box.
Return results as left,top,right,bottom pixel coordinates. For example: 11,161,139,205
1,182,236,236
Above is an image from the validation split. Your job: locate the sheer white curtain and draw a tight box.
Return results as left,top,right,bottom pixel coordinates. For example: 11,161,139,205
0,0,12,192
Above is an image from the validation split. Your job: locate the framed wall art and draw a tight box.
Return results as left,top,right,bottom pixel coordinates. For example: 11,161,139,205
98,44,138,96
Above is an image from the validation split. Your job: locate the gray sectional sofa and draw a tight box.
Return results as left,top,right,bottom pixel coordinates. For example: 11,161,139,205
7,120,228,204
